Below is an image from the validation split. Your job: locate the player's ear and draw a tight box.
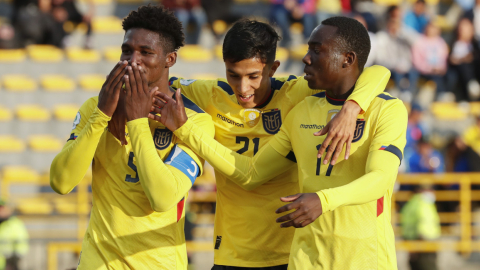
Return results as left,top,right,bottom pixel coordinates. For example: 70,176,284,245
342,51,356,68
268,60,281,77
165,51,177,68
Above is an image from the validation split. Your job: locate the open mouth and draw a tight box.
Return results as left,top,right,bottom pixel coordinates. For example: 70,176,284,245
238,93,254,102
304,72,313,80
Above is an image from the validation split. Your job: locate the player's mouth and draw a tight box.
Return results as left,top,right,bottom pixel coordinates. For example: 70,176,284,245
304,69,314,81
238,93,254,102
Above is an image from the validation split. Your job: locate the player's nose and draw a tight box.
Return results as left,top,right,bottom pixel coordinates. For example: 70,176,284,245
302,52,311,66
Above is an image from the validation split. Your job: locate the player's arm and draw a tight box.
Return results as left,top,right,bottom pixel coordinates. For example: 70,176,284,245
50,61,128,194
276,99,407,228
316,65,391,165
150,89,296,191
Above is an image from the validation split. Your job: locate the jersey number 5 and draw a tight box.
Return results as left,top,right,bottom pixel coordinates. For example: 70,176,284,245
316,144,334,176
125,152,139,183
236,137,260,155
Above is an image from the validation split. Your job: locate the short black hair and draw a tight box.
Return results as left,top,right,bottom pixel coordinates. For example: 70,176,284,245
223,19,280,65
321,16,371,70
122,4,185,53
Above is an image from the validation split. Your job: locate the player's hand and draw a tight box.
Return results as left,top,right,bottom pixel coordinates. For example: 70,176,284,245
98,61,128,117
275,193,323,228
314,100,361,165
108,89,127,145
149,89,188,131
124,63,159,121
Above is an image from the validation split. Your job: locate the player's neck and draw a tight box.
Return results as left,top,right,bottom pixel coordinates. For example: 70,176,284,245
151,73,174,98
326,70,360,100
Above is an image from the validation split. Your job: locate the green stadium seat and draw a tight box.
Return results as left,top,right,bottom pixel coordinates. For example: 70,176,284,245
27,45,64,63
66,47,101,63
0,106,13,121
92,16,123,34
2,74,37,92
28,135,63,152
0,49,27,63
53,104,80,121
40,75,76,92
178,45,213,62
16,104,51,122
79,74,105,92
0,136,25,152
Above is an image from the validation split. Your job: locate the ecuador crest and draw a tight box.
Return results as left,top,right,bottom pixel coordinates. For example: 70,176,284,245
153,128,173,150
352,119,365,143
262,109,282,134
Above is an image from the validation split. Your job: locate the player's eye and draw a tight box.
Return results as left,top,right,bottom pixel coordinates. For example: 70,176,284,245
250,76,259,79
122,49,131,54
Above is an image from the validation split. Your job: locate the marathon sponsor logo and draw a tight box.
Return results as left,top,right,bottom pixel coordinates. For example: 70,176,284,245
300,124,325,129
217,113,244,128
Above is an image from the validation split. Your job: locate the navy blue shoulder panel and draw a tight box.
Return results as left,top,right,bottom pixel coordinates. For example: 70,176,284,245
271,78,286,91
312,92,326,98
287,75,297,81
173,93,205,113
169,77,178,85
377,93,397,100
218,81,234,95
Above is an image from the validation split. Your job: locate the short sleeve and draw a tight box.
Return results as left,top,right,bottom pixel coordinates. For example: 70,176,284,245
169,77,216,109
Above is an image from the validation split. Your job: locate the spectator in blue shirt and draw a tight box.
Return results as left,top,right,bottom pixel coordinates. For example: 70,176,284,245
408,137,445,173
404,0,430,33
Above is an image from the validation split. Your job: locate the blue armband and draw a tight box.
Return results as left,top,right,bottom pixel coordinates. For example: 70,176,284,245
165,144,200,185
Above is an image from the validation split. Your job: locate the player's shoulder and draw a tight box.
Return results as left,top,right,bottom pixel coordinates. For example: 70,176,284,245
169,76,219,91
373,93,408,118
79,96,99,113
177,93,206,115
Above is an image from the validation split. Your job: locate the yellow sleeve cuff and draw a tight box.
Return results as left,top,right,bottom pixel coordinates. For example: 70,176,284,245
316,191,330,213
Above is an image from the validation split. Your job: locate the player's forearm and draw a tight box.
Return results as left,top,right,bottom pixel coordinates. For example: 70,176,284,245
174,119,290,190
346,65,390,112
50,107,110,195
317,151,399,213
127,118,191,212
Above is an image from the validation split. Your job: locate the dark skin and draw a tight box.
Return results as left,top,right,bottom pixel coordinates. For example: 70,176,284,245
275,25,362,228
150,25,363,228
108,28,177,140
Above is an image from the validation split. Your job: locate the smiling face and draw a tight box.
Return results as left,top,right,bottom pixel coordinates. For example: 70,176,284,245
120,28,176,86
225,58,279,108
302,25,343,90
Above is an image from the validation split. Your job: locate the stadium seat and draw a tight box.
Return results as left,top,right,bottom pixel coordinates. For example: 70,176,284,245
16,104,51,122
214,45,222,60
78,0,111,4
191,73,219,80
372,0,402,5
0,135,25,152
92,16,123,34
28,135,63,152
17,197,53,214
290,22,303,35
79,74,105,92
0,49,27,63
103,46,122,62
26,45,64,63
290,44,307,61
53,196,77,214
2,74,37,92
1,165,39,183
276,47,289,62
66,47,101,63
471,102,480,117
433,15,455,32
0,106,13,121
430,102,468,121
53,104,80,121
178,45,213,62
212,20,227,35
40,75,76,92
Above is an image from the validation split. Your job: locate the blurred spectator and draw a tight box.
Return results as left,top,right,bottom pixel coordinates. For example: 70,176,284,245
412,22,449,99
0,24,17,49
353,13,376,67
404,0,430,34
447,18,480,101
270,0,316,47
50,0,94,48
401,184,441,270
316,0,341,24
408,137,445,173
163,0,206,44
445,136,480,172
463,0,480,41
0,200,29,270
406,103,427,151
463,115,480,155
376,6,420,102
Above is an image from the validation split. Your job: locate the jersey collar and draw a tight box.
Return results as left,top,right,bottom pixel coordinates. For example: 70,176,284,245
326,94,346,106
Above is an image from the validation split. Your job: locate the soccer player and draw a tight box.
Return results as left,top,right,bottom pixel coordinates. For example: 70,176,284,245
153,17,407,269
145,19,390,269
49,5,214,269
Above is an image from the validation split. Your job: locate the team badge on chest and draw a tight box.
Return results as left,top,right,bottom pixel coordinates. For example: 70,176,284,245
153,128,173,150
242,108,261,127
262,109,282,134
352,119,365,142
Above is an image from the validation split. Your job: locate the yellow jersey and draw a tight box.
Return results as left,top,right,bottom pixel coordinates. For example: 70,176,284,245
50,95,214,270
169,65,390,267
172,92,407,270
